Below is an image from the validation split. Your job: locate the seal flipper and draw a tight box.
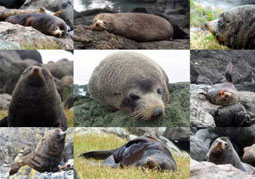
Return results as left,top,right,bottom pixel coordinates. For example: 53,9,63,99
0,116,8,127
226,60,233,83
79,149,116,159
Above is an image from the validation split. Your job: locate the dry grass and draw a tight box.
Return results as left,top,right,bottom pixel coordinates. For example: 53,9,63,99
0,110,8,120
74,133,190,179
65,108,74,127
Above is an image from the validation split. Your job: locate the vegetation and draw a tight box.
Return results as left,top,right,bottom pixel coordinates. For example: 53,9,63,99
190,0,228,49
0,110,7,121
74,133,190,179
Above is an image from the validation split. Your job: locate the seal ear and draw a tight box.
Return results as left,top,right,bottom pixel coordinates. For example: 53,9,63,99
54,11,63,17
38,7,46,14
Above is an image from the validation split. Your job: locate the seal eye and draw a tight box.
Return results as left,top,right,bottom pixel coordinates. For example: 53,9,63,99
157,88,163,95
129,93,140,101
103,21,106,25
218,20,224,26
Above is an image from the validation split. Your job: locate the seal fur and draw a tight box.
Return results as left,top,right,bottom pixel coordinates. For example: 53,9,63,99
9,128,66,175
92,13,174,42
7,65,68,127
207,137,247,172
79,136,177,171
5,13,67,38
88,52,169,121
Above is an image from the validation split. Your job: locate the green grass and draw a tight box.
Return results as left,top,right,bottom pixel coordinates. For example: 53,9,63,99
74,133,190,179
0,110,7,120
190,0,229,49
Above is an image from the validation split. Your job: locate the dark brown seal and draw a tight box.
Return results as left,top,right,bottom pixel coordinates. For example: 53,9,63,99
7,65,68,127
79,136,177,171
9,128,66,175
5,13,67,38
92,13,174,42
207,137,246,172
203,61,239,106
88,52,169,121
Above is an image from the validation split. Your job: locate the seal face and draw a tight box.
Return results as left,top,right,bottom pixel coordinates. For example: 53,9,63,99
80,136,177,171
5,13,67,38
92,13,174,42
205,61,239,106
7,65,68,127
205,5,255,49
207,137,247,172
88,52,170,121
9,128,66,175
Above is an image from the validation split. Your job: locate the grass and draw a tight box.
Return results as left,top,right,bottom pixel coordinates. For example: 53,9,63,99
74,133,190,179
0,110,7,120
65,108,74,127
190,0,229,49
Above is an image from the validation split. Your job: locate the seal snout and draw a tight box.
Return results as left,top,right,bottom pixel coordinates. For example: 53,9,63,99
152,107,163,120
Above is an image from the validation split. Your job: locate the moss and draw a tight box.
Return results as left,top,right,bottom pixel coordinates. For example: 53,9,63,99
74,82,190,127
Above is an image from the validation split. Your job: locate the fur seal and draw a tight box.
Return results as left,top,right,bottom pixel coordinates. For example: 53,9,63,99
92,13,174,42
5,65,68,127
9,128,66,175
207,137,247,172
79,136,177,171
205,5,255,49
88,52,169,121
203,61,239,106
5,13,67,38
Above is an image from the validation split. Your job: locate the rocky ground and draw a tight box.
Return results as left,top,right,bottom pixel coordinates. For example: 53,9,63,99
0,0,73,50
190,127,255,179
0,128,74,178
74,0,190,49
74,82,190,127
190,50,255,127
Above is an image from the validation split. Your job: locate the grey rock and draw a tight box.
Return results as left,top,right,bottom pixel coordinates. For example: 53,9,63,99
0,93,11,110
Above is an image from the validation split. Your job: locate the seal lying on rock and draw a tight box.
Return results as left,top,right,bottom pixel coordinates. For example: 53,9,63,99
202,61,239,106
0,65,68,127
5,13,67,38
205,5,255,49
88,52,169,121
9,128,66,175
92,13,174,42
79,136,177,171
207,137,247,172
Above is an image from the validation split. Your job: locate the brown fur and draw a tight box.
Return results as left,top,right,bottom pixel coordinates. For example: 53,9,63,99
92,13,174,42
9,129,66,175
88,52,169,121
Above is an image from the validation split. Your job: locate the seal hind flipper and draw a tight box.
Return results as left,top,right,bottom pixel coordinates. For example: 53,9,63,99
226,60,233,83
9,160,27,176
0,116,8,127
79,149,116,159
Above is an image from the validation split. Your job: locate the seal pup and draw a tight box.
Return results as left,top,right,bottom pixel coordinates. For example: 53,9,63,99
207,137,247,172
9,128,66,175
79,136,177,171
88,52,169,121
205,5,255,49
92,13,174,42
5,13,67,38
203,61,239,106
6,65,68,127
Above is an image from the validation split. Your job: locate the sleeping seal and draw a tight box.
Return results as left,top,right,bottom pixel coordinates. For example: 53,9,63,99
88,52,170,121
79,136,177,171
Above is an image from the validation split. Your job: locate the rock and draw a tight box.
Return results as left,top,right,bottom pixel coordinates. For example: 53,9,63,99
0,22,73,50
164,127,189,141
44,59,73,79
190,159,255,179
73,25,189,49
74,82,190,127
16,50,42,63
0,39,21,49
190,84,255,127
0,93,11,110
243,144,255,166
191,50,255,92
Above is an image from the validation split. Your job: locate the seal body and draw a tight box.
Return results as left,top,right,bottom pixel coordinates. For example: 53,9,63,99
80,136,177,171
5,14,67,38
207,137,246,172
205,5,255,49
92,13,174,42
9,128,66,175
205,61,239,106
88,52,169,121
7,65,68,127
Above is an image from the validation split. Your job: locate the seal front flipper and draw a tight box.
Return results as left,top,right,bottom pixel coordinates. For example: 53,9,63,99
79,149,116,159
0,116,8,127
225,60,233,83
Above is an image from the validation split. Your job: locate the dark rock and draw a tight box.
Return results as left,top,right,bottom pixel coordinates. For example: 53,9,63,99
44,59,73,79
0,0,25,9
16,50,42,63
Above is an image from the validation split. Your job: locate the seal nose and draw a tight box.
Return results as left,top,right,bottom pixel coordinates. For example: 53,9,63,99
152,108,163,119
204,22,208,28
32,67,40,74
96,23,99,27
